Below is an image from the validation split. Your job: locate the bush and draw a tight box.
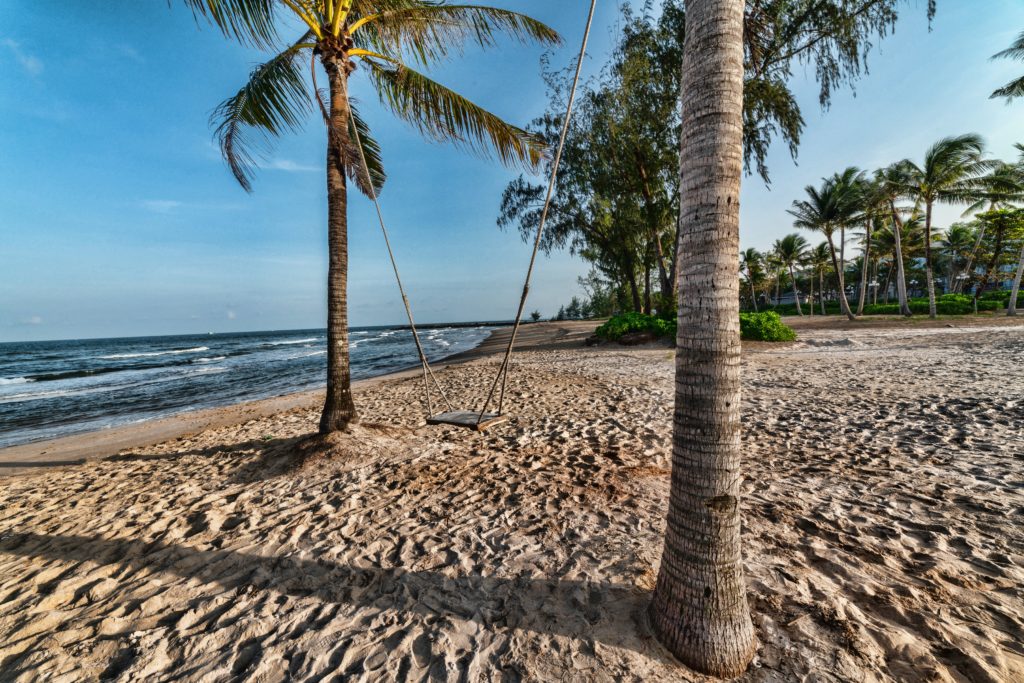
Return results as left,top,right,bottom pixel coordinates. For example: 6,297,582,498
739,311,797,342
595,312,674,340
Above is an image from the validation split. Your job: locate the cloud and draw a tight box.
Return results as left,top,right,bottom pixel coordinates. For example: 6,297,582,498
141,199,182,213
114,44,144,63
226,310,237,320
2,39,43,76
262,159,320,173
22,316,43,325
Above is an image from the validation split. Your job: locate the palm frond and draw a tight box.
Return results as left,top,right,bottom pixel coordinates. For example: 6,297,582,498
364,57,545,169
346,100,387,196
211,34,315,191
991,30,1024,61
180,0,280,49
991,74,1024,101
352,4,560,67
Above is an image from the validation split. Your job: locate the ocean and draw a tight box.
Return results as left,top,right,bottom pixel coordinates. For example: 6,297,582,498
0,325,495,449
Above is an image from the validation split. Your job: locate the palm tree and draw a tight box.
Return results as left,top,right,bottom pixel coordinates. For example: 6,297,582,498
807,241,831,315
740,248,763,311
649,0,755,677
875,163,915,316
854,176,890,315
182,1,559,433
773,233,809,315
900,134,992,317
942,223,977,293
788,169,861,320
955,161,1024,292
1008,239,1024,316
991,30,1024,101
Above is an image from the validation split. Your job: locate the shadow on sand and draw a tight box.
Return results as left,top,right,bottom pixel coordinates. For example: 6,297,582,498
0,530,664,662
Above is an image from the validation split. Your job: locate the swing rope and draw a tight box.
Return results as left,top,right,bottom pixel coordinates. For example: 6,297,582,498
475,0,597,423
313,56,454,417
313,0,598,424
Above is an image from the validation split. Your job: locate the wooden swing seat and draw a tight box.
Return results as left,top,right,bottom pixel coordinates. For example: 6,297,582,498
426,411,508,431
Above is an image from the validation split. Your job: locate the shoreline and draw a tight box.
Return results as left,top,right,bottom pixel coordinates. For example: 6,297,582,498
0,321,599,474
4,314,1020,475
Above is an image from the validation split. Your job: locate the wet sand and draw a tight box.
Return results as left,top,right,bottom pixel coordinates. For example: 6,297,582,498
1,319,1022,681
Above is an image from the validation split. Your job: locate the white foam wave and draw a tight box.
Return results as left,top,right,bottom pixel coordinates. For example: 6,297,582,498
268,337,320,346
288,350,327,359
195,356,227,363
0,377,33,385
100,346,209,359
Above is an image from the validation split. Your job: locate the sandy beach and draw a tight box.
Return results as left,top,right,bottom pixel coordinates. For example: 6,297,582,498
1,318,1022,681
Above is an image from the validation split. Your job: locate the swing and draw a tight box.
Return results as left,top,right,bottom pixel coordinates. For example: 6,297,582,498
346,1,597,430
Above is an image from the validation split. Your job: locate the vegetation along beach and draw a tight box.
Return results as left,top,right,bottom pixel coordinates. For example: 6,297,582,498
1,0,1023,681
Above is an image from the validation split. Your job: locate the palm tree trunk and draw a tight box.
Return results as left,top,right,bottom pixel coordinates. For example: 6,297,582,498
649,0,755,677
856,220,872,315
808,272,814,317
890,203,912,316
1009,242,1024,316
957,224,987,294
924,202,937,318
825,232,855,320
319,58,358,434
819,269,826,314
749,279,759,312
789,265,803,315
872,258,879,305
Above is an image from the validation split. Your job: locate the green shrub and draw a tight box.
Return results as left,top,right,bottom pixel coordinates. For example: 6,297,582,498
739,311,797,342
595,312,674,340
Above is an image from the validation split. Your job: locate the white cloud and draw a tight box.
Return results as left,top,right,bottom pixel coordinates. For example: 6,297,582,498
263,159,320,173
23,315,42,325
141,199,182,213
226,310,237,320
114,44,144,63
2,39,43,76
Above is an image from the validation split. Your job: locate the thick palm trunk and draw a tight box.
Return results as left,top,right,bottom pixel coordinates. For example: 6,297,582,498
1009,242,1024,316
825,233,855,320
890,204,912,316
649,0,755,677
319,58,358,434
789,265,803,315
749,279,758,312
924,202,937,318
856,220,872,315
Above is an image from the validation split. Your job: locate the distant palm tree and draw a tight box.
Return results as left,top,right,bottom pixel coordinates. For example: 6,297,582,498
875,163,916,316
740,247,763,311
956,161,1024,292
182,0,559,433
942,223,977,293
788,169,861,320
991,30,1024,101
899,134,992,317
773,233,809,315
807,241,832,315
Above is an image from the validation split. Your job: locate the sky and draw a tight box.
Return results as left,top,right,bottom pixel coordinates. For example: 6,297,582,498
1,1,1022,342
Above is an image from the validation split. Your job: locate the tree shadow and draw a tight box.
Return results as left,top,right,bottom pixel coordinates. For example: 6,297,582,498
0,460,86,469
0,531,662,661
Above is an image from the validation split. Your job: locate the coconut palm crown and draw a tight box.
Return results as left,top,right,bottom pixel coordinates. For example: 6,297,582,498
181,1,561,433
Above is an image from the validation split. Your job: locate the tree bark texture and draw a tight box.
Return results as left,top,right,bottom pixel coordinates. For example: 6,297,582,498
649,0,756,677
1008,243,1024,316
318,57,358,434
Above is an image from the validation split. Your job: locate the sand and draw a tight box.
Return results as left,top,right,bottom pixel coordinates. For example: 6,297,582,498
1,319,1022,681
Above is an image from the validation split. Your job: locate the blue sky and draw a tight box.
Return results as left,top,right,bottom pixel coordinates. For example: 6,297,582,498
1,1,1022,342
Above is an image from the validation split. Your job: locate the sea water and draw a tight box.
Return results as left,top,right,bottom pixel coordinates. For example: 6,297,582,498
0,326,493,448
